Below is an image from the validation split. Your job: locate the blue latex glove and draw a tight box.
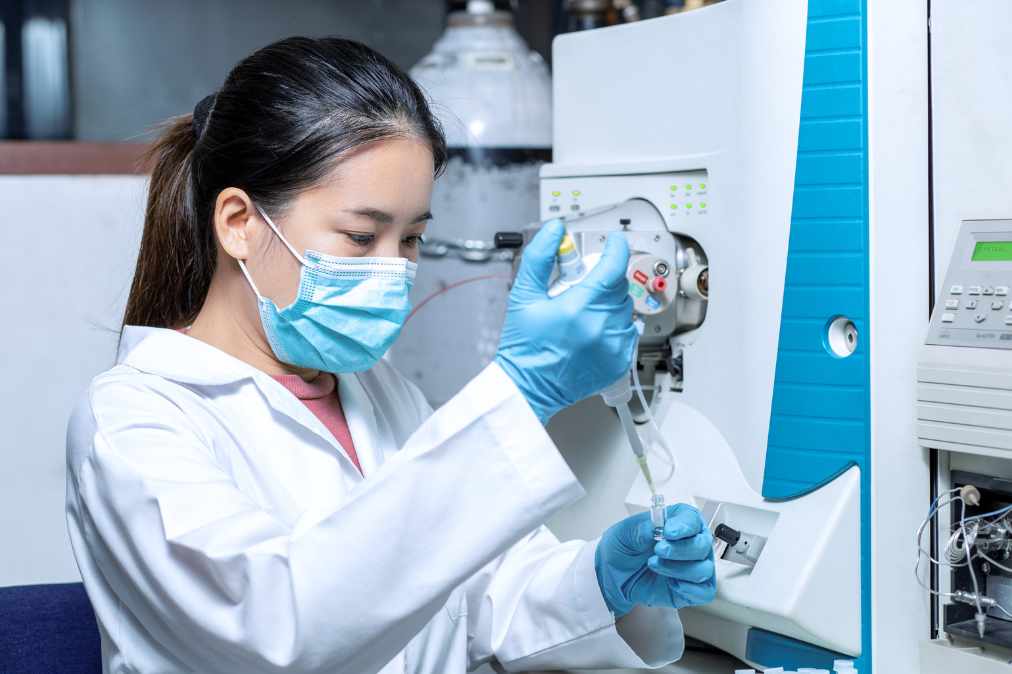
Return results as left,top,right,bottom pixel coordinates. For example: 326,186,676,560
495,219,637,424
595,503,716,617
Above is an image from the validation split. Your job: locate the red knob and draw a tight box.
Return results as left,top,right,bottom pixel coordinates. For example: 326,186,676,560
650,276,667,293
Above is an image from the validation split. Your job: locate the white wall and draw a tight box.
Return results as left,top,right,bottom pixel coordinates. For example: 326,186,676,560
930,0,1012,291
0,175,147,586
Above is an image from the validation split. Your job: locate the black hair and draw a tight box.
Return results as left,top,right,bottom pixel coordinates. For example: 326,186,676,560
125,36,446,329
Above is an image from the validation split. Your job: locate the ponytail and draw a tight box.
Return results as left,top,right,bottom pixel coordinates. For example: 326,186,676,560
123,115,216,329
122,36,446,331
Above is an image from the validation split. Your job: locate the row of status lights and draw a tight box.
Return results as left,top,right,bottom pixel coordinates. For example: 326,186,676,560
674,184,707,210
551,185,707,196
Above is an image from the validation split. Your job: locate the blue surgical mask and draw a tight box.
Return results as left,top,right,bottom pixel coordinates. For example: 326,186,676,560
238,205,416,373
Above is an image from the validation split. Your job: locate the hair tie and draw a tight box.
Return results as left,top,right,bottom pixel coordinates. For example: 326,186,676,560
193,93,218,139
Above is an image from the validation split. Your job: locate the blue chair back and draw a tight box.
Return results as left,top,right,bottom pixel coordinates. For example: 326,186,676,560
0,582,101,673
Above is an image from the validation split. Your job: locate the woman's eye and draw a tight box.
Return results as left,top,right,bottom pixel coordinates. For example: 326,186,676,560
402,235,422,247
348,234,374,246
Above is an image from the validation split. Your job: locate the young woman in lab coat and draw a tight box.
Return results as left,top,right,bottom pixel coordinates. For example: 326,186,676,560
66,37,715,674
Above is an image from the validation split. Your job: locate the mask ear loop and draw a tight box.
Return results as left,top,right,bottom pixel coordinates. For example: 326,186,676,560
254,203,309,266
237,259,263,298
238,202,309,299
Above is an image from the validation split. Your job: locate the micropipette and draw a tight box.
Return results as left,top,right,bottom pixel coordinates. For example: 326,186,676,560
554,229,667,536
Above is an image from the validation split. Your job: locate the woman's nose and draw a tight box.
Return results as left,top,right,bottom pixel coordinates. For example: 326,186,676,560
374,237,404,259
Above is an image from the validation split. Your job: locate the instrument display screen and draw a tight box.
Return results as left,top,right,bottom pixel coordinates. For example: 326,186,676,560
972,241,1012,262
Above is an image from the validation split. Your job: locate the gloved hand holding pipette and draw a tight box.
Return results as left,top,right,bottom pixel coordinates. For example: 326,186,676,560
595,503,716,617
495,218,638,424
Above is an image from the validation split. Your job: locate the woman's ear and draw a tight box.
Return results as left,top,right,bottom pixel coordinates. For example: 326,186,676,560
214,188,259,260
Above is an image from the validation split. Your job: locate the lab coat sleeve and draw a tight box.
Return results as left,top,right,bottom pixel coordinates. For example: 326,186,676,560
464,526,684,671
66,362,584,674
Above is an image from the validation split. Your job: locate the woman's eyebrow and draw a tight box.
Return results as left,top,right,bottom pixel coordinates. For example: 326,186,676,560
343,209,432,224
345,208,394,223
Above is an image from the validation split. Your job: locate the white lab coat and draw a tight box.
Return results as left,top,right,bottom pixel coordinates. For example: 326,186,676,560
65,326,683,674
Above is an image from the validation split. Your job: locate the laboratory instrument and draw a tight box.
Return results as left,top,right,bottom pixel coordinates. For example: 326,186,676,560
525,0,934,671
916,219,1012,649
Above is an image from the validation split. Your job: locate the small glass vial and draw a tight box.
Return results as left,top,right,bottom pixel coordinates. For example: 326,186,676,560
651,494,667,541
557,235,587,283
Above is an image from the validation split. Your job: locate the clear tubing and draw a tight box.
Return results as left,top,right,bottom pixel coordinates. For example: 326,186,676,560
651,494,667,541
630,330,676,474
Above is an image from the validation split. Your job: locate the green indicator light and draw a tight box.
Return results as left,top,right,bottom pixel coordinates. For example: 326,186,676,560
552,191,560,196
686,204,693,209
670,186,677,191
670,204,677,209
685,185,692,190
700,202,706,208
699,183,706,189
572,190,581,196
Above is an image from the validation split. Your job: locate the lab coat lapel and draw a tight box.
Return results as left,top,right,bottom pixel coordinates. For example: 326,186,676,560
250,371,365,479
339,372,383,476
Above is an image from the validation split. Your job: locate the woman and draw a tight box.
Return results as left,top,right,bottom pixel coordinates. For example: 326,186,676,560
66,37,715,674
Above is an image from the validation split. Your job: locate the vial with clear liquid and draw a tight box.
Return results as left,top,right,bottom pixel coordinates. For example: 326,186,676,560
651,494,667,541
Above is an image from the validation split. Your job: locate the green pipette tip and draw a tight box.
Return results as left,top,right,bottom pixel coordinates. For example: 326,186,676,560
636,454,657,497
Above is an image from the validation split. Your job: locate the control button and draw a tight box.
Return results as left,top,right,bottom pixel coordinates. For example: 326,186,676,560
950,285,964,294
966,300,979,309
549,205,560,212
941,313,955,323
984,286,996,295
998,286,1009,296
976,314,988,323
995,300,1006,310
969,286,982,295
570,204,580,211
945,299,960,310
1006,316,1012,326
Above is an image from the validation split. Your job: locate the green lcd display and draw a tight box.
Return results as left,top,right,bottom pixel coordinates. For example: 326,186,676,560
972,241,1012,261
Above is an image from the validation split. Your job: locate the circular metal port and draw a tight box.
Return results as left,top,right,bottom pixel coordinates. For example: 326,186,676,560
680,264,709,300
825,316,858,357
653,260,670,277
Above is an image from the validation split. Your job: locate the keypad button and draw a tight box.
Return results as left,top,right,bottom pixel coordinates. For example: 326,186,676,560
950,285,964,294
942,313,955,323
969,286,982,295
966,300,979,309
976,314,988,323
945,299,960,310
997,286,1009,296
984,286,996,295
995,300,1006,310
1006,316,1012,326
